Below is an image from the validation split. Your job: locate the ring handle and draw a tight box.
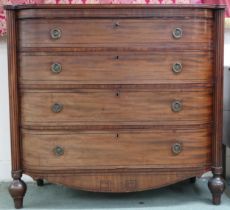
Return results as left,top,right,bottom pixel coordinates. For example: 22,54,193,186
51,63,62,74
53,146,64,156
172,28,183,39
172,143,182,155
171,100,183,112
172,62,183,74
50,28,62,40
51,103,63,113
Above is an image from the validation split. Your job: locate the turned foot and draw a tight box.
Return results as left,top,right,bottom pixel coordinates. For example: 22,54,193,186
208,168,225,205
36,179,44,186
9,171,27,209
190,177,196,183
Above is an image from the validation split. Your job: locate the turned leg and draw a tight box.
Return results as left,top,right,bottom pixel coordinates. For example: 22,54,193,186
9,171,27,209
190,177,196,183
208,167,225,205
36,179,44,187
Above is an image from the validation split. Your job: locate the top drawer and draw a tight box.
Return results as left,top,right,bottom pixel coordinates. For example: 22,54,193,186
18,19,213,49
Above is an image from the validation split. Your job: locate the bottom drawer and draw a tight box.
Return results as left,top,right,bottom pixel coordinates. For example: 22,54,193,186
22,128,211,171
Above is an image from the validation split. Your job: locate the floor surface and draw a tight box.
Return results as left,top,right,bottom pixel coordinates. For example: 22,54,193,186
0,177,230,210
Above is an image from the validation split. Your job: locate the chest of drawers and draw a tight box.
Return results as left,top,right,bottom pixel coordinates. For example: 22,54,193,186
5,4,225,208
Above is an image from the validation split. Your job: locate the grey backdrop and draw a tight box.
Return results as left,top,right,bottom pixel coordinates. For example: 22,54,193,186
224,66,230,147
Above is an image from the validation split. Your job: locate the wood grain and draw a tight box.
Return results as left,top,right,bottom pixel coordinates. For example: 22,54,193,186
22,128,211,170
207,8,226,205
6,9,21,172
20,90,213,126
27,170,206,193
212,8,225,169
19,19,213,48
19,51,213,85
13,6,215,20
5,4,226,205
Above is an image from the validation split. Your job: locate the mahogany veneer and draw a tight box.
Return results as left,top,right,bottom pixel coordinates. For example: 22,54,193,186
19,52,213,85
5,4,225,208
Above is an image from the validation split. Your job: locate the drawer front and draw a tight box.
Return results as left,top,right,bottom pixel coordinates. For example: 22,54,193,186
21,90,212,126
22,129,211,170
19,19,213,48
20,52,213,85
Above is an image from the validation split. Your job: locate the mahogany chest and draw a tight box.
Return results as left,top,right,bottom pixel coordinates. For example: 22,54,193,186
5,4,225,208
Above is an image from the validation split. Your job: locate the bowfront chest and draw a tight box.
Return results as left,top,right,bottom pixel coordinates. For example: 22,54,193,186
5,4,225,208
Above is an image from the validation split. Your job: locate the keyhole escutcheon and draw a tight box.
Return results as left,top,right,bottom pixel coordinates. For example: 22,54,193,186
113,21,120,28
116,90,120,97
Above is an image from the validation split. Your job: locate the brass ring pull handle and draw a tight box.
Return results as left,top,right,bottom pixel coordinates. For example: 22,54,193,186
51,63,62,74
172,143,182,155
172,62,183,74
50,28,62,39
53,146,64,156
51,103,63,113
172,28,183,39
171,100,183,112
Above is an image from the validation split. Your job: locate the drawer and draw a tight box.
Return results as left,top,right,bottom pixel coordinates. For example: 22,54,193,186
22,128,211,170
19,51,213,85
19,19,213,48
21,90,212,126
